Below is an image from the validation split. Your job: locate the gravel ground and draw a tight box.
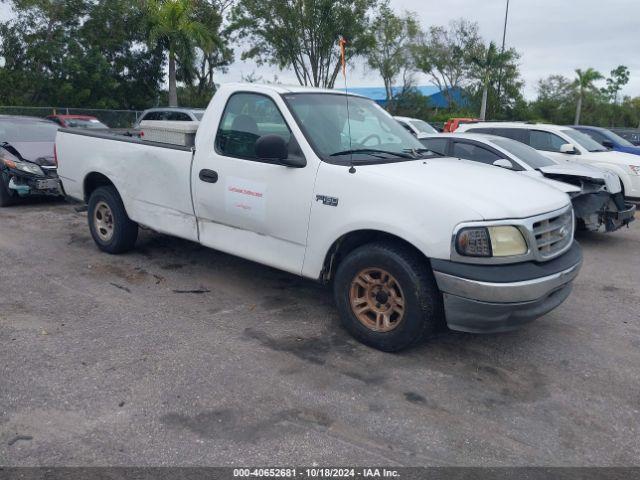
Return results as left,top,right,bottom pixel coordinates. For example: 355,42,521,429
0,200,639,466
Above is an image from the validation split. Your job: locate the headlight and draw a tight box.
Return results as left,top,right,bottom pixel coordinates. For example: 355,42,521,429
488,226,528,256
456,226,527,258
3,157,44,176
629,165,640,176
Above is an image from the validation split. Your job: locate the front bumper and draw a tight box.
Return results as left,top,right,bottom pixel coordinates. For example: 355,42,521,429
3,169,63,197
572,191,636,232
431,242,583,333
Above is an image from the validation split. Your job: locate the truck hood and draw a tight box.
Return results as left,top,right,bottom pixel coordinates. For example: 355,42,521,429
361,157,570,220
538,162,622,194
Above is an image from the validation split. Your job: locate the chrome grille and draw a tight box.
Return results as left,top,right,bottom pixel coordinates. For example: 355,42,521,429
532,208,574,260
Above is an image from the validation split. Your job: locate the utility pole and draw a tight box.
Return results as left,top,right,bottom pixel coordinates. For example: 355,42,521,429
496,0,510,113
501,0,510,52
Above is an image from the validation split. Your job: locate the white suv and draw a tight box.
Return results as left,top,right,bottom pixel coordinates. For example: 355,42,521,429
456,122,640,202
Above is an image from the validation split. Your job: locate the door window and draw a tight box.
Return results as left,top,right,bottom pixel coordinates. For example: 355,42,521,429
421,138,448,156
529,130,567,152
492,128,528,143
215,93,291,160
581,129,607,145
452,141,502,165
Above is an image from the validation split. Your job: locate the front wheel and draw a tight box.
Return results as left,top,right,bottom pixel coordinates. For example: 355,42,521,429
87,186,138,254
0,174,16,207
333,242,443,352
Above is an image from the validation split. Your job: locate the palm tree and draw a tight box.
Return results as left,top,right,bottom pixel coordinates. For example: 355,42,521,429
573,68,603,125
145,0,212,107
471,41,511,121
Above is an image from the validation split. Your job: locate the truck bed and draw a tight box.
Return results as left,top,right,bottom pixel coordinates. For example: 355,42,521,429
56,128,199,242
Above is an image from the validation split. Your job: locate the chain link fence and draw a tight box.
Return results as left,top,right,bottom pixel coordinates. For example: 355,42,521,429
0,106,143,129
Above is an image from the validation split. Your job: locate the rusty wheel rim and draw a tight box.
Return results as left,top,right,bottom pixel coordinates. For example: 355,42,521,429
349,268,405,332
94,201,114,242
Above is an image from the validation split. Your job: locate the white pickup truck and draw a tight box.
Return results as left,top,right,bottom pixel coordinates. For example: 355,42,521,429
57,83,583,351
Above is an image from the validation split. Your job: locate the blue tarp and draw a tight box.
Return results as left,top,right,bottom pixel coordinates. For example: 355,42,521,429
342,86,466,108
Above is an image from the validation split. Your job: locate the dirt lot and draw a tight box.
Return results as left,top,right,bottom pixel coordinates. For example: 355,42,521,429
1,200,639,466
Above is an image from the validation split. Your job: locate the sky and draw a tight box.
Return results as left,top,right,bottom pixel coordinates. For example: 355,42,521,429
217,0,640,99
1,0,639,99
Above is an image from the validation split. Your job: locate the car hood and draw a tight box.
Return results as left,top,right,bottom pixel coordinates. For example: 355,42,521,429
538,162,622,194
582,150,640,166
616,145,640,156
361,157,570,220
7,141,56,167
520,170,581,194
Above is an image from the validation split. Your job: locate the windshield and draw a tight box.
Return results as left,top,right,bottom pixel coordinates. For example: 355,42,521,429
410,119,437,134
603,129,634,147
283,93,427,162
66,118,108,129
491,137,555,169
0,120,59,142
562,129,607,152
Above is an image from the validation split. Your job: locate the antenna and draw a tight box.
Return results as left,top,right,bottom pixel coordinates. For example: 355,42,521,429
339,36,356,174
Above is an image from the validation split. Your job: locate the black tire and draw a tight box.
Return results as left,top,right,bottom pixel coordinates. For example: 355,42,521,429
87,186,138,254
0,174,16,207
333,242,444,352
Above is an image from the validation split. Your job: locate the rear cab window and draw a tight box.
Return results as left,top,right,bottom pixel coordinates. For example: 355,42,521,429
165,112,192,121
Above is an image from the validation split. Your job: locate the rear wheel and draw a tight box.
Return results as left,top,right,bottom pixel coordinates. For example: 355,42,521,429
88,186,138,253
333,242,443,352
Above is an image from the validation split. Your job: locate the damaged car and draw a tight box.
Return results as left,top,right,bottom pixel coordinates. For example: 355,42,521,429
420,133,636,232
0,115,63,207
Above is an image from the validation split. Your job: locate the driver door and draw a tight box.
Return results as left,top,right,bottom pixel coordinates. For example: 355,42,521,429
192,92,318,275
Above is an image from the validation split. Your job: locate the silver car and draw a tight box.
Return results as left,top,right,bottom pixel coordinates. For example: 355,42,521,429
420,133,636,233
133,107,205,129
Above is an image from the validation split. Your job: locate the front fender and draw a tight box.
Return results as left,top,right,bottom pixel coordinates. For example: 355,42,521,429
589,162,635,196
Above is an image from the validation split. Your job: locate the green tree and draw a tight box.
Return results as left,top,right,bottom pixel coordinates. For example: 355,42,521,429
191,0,234,97
529,75,576,124
231,0,377,88
412,19,483,109
574,68,603,125
0,0,165,109
366,3,419,103
469,41,519,120
603,65,630,105
145,0,214,107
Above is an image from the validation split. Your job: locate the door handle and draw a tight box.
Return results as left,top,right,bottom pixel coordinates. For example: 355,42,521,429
199,169,218,183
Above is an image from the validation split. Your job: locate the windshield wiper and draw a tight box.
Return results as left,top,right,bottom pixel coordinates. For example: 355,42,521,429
330,148,414,159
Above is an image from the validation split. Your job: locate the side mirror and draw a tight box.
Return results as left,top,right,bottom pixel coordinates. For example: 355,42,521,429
255,134,306,168
602,140,614,149
493,159,514,169
560,143,577,155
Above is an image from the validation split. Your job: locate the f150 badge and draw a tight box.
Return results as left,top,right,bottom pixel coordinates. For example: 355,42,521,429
316,195,339,207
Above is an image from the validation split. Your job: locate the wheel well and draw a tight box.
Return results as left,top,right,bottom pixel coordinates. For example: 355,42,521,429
83,172,114,203
320,230,428,283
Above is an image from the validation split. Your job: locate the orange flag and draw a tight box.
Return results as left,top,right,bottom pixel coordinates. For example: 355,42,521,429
339,37,347,77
